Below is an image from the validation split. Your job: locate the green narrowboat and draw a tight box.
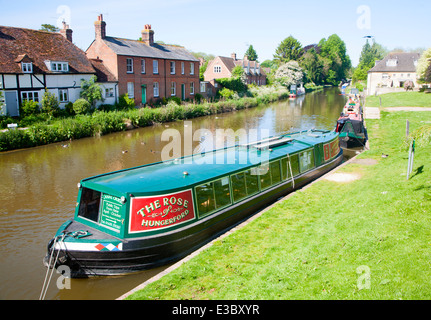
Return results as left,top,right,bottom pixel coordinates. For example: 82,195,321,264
43,129,343,277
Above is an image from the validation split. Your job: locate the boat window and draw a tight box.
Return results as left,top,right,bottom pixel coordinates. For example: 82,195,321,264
245,169,259,196
196,177,232,217
231,172,247,202
214,177,231,209
78,188,101,222
289,154,300,177
299,149,315,173
196,183,216,215
257,160,282,190
281,157,288,180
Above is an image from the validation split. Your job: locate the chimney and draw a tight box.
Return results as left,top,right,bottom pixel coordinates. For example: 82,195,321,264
141,24,154,46
94,14,106,40
60,21,73,42
231,53,237,60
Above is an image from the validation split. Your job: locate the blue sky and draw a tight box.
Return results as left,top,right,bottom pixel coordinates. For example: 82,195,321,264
1,0,430,66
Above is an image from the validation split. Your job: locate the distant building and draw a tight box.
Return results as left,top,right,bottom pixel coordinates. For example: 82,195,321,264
86,15,200,105
203,53,267,93
367,52,420,95
0,23,116,116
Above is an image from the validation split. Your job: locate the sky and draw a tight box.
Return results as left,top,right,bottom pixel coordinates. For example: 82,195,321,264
1,0,430,67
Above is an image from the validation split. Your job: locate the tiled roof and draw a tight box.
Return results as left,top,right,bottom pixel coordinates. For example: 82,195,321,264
101,37,199,62
90,58,117,82
368,52,420,73
0,25,95,74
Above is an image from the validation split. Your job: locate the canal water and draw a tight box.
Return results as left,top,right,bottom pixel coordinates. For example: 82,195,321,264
0,88,347,300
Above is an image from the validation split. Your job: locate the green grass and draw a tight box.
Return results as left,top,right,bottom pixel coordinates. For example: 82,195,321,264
366,92,431,108
126,111,431,300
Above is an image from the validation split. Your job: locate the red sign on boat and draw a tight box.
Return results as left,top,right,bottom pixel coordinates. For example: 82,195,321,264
129,190,195,233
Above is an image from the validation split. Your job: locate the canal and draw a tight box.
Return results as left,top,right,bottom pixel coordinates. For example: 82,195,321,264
0,88,348,300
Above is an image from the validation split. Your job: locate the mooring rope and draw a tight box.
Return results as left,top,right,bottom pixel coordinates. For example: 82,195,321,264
287,154,295,189
39,233,65,300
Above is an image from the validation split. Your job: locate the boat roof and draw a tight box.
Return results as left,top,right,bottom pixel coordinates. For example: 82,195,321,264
82,130,338,196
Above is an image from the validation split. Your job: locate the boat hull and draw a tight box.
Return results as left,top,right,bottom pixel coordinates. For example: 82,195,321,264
44,152,343,277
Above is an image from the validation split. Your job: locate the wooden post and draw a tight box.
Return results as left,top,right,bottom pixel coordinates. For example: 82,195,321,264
407,139,415,180
406,120,409,138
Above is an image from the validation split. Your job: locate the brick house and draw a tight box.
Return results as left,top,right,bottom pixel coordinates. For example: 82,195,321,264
203,53,267,86
86,15,200,105
367,52,421,95
0,23,116,116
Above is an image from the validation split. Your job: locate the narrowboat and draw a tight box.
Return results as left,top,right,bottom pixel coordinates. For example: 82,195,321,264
335,95,367,148
43,129,343,277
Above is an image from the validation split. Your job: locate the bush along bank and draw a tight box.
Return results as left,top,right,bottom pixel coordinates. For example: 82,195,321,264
0,86,289,152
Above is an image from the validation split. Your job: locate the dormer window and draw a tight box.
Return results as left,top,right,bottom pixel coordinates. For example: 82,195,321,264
45,61,69,72
386,59,398,67
21,62,33,73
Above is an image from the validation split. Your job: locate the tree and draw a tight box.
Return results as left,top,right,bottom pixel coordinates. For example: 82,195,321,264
318,34,351,85
41,89,60,116
353,39,387,82
274,61,305,88
417,48,431,82
299,48,324,84
245,45,258,61
274,36,303,64
40,24,59,32
80,76,103,107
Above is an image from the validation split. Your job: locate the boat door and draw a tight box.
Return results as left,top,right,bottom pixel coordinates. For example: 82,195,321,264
141,85,147,105
181,84,185,101
5,91,19,117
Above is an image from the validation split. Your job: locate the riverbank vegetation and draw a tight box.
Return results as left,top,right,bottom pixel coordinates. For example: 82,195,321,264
125,109,431,300
0,85,289,152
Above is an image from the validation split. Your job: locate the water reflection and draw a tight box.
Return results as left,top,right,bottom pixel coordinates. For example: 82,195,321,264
0,88,345,300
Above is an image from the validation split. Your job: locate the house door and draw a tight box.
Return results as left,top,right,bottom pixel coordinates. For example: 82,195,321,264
181,84,185,101
5,91,19,117
141,85,147,104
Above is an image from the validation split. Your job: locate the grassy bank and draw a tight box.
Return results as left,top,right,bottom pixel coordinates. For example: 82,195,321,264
125,110,431,300
366,91,431,108
0,86,289,152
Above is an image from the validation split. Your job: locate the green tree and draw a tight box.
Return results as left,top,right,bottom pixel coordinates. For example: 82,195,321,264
41,89,60,117
318,34,351,85
274,36,303,64
40,24,59,32
80,75,103,107
245,45,258,61
299,48,324,84
352,39,387,82
417,48,431,82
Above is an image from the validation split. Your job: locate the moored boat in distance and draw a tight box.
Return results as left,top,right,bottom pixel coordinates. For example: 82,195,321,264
335,92,367,149
43,129,343,277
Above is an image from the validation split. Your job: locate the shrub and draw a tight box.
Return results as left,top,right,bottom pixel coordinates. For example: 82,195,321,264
73,99,91,115
20,100,40,117
117,94,136,110
41,90,60,116
219,88,235,99
64,102,75,116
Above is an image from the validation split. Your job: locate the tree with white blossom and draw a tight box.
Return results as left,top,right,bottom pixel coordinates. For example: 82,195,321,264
274,61,305,88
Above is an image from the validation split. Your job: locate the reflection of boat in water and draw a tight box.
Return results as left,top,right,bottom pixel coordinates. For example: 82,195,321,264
335,93,367,148
43,130,343,278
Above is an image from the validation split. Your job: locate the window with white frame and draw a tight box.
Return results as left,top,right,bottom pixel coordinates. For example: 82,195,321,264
141,59,146,73
190,82,195,95
214,65,221,73
58,89,68,102
46,61,69,72
105,88,114,98
181,62,185,74
171,82,176,96
21,62,33,73
126,58,133,73
153,60,159,74
21,91,39,102
127,82,134,98
190,62,194,75
200,82,206,93
170,61,176,74
153,82,159,97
